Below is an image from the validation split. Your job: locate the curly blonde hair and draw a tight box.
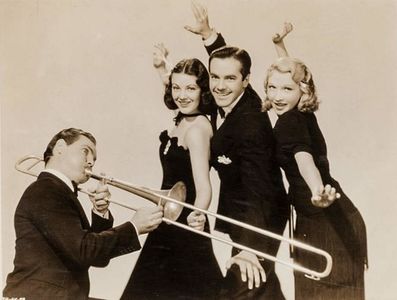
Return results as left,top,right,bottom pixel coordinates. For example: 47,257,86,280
263,57,319,113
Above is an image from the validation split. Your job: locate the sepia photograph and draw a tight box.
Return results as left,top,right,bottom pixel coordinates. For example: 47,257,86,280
1,0,396,299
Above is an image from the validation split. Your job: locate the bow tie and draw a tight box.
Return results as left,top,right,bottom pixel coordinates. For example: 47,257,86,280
72,181,79,196
218,107,226,119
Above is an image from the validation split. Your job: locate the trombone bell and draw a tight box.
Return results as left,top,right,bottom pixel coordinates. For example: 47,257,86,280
84,170,187,222
159,182,187,222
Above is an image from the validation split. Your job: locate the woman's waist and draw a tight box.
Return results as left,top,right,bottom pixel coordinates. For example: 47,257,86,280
289,184,359,217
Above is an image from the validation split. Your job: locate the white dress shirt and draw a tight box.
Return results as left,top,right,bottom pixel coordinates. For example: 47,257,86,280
216,91,245,129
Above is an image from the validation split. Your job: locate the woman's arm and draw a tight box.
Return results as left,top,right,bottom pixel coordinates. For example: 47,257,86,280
273,22,293,58
185,118,213,230
295,151,339,207
153,43,173,86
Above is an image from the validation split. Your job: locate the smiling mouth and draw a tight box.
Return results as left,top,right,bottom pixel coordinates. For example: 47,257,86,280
175,99,193,106
214,91,231,98
273,102,287,109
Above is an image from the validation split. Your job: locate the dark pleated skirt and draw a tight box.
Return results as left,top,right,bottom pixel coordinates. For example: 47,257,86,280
293,208,367,300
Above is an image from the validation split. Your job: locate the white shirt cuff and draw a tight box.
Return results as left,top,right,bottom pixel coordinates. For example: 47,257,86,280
92,209,109,219
129,221,140,236
203,29,218,46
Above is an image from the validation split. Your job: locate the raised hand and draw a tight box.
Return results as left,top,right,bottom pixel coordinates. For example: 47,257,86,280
153,43,173,85
311,184,340,208
184,0,213,39
272,22,293,43
153,43,169,69
226,250,266,290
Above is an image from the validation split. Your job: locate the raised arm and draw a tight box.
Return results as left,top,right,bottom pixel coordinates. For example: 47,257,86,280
184,1,226,54
184,0,214,40
295,151,340,207
153,43,173,86
272,22,293,58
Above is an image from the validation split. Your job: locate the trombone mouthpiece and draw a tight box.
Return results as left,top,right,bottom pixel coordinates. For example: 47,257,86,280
84,170,109,182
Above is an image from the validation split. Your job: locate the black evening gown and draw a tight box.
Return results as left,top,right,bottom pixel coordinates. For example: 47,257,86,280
121,130,223,300
273,109,368,300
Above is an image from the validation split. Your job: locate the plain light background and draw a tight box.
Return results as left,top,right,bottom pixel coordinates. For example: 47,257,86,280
1,0,396,299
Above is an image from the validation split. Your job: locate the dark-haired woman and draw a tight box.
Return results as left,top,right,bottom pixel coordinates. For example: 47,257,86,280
121,45,222,299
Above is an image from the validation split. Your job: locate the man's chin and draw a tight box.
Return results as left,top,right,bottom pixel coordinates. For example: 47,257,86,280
214,95,237,107
215,99,231,107
78,175,90,185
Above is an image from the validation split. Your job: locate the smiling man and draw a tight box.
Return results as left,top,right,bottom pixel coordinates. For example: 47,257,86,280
184,3,289,299
3,128,163,300
206,44,289,300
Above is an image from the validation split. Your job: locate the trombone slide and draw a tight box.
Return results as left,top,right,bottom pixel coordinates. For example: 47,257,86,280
15,155,332,280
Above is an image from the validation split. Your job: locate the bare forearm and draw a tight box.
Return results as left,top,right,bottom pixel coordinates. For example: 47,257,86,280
155,65,170,86
295,151,323,196
274,41,289,58
193,184,212,210
272,22,293,58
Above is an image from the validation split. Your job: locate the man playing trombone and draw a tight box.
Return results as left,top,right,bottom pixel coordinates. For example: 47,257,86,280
3,128,163,300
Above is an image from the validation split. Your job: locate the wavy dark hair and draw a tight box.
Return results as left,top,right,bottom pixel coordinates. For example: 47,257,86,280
164,58,216,115
43,128,96,165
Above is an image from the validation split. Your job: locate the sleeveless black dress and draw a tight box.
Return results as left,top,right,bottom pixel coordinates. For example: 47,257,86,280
273,109,368,300
121,130,222,300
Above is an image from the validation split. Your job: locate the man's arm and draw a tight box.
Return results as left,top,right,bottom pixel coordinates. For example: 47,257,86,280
184,1,225,55
27,183,162,268
184,1,262,104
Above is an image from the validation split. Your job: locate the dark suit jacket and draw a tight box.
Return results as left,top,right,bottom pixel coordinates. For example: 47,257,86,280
207,34,289,259
4,172,140,300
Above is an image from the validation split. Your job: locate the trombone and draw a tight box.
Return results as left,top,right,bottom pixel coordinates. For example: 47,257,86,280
15,155,332,280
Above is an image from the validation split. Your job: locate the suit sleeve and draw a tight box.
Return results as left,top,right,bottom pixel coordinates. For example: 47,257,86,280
27,186,141,268
204,33,226,55
235,113,286,255
91,210,114,233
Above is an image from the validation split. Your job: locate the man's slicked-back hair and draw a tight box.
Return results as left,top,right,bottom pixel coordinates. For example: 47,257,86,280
43,128,96,165
209,45,252,79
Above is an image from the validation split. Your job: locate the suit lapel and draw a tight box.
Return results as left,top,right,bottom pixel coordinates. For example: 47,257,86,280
38,173,91,229
211,89,262,167
213,91,253,136
69,192,91,230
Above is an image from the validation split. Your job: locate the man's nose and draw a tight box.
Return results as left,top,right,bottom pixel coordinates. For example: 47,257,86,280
86,156,94,166
215,79,225,90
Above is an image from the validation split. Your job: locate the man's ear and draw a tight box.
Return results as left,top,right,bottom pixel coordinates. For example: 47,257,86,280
243,74,250,88
53,139,67,156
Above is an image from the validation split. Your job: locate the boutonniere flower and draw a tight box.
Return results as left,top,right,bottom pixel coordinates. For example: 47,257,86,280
217,155,232,165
